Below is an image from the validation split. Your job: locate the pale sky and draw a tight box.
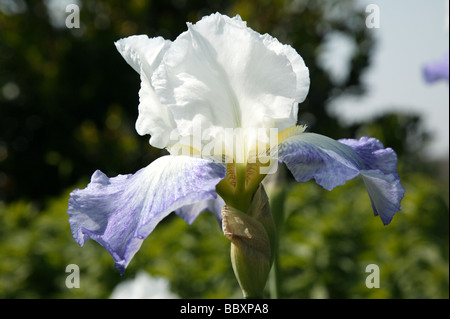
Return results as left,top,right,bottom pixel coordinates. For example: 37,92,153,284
327,0,449,159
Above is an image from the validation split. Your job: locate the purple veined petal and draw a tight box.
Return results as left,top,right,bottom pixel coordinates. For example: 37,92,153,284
67,155,226,274
423,52,449,83
278,132,405,225
359,170,404,225
175,196,226,226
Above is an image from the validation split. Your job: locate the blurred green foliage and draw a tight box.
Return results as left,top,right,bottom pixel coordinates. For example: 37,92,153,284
280,172,448,299
0,0,448,299
0,161,447,298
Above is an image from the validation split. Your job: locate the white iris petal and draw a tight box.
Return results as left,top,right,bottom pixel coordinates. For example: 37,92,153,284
115,35,176,148
117,13,310,158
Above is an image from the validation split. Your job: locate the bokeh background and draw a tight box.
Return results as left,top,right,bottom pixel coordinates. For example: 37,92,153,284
0,0,448,299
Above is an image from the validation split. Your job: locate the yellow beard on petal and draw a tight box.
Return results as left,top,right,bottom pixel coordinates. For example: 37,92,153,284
276,125,307,144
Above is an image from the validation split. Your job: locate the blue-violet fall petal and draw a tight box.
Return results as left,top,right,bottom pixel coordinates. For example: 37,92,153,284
278,133,405,225
67,155,226,274
175,196,226,226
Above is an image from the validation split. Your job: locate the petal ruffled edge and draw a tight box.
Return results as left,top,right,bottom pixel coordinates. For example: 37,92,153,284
115,35,176,148
67,155,226,274
115,35,171,76
277,131,405,225
151,12,310,136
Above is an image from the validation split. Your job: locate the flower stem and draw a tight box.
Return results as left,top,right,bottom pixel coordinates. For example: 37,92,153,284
269,246,281,299
264,174,287,299
268,212,282,299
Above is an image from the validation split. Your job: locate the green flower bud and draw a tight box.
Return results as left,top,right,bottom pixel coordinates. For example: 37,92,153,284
221,184,276,298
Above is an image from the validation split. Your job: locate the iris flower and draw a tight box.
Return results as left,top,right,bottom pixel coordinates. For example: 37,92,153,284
68,13,404,276
423,53,449,83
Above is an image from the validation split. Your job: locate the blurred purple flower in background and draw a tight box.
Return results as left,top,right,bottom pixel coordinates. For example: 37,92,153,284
423,53,449,83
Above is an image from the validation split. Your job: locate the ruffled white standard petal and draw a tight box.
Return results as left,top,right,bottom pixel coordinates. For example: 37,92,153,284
278,133,405,225
115,35,170,77
115,35,176,148
152,13,310,143
68,155,226,274
137,71,177,148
